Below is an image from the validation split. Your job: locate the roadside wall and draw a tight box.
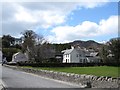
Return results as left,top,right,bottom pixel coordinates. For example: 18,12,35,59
4,65,119,88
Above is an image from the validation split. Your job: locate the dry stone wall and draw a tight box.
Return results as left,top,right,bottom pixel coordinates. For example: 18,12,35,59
4,65,119,88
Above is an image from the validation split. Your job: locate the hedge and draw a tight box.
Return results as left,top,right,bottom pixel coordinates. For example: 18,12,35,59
17,62,119,67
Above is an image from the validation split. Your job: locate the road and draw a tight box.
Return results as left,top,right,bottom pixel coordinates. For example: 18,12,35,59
2,66,82,89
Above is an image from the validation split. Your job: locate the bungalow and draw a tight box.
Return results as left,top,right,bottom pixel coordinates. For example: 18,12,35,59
62,46,101,63
11,52,28,63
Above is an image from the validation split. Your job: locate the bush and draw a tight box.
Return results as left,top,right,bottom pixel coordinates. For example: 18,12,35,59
2,48,21,62
42,58,62,63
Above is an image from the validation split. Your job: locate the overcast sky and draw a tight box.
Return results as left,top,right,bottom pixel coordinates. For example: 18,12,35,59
1,0,119,43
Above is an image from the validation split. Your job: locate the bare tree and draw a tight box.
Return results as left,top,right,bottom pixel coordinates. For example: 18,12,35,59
21,30,55,63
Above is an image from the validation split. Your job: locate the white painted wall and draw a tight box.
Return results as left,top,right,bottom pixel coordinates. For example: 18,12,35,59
12,52,28,62
63,54,71,63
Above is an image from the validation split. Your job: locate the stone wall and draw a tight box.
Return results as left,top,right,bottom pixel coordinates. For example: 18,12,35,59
4,65,119,88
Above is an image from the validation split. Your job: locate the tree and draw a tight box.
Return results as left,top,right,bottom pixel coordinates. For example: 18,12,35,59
21,30,55,63
21,30,37,61
21,30,36,50
53,43,71,54
99,45,109,63
2,35,15,48
107,38,120,63
34,42,55,63
2,48,20,62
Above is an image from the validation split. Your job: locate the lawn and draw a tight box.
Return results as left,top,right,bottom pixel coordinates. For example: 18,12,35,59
22,66,119,78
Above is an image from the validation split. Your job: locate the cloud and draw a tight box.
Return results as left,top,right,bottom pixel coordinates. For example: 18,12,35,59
2,2,110,37
0,0,111,2
2,2,78,36
76,1,108,9
47,15,118,43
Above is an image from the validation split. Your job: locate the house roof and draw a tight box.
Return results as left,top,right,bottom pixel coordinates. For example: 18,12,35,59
63,48,74,54
90,52,98,56
13,52,23,56
62,47,98,56
63,47,87,55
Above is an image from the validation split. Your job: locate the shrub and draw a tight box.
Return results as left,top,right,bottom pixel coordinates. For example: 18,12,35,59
2,48,21,62
17,62,119,67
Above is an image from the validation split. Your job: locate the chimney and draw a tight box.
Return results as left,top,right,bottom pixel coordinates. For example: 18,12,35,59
71,46,74,49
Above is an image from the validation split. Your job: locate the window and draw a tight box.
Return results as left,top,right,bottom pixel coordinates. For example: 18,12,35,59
76,54,79,57
66,59,67,63
66,54,69,58
66,55,67,57
68,54,69,57
79,59,82,63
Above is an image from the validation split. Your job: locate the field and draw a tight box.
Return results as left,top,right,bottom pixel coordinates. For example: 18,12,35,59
22,66,119,78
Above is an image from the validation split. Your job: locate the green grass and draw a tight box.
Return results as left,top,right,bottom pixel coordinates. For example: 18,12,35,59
22,66,119,78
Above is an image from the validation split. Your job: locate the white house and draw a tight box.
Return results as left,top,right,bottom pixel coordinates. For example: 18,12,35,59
62,46,100,63
62,46,87,63
11,52,28,63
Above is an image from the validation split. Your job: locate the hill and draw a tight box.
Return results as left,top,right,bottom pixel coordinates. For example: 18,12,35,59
69,40,102,50
53,40,103,54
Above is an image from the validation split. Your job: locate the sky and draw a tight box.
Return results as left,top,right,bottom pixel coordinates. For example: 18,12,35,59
1,0,119,43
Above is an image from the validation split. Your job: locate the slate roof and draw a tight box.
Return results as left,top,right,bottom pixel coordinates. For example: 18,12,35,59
90,52,98,56
62,47,99,57
63,48,74,54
